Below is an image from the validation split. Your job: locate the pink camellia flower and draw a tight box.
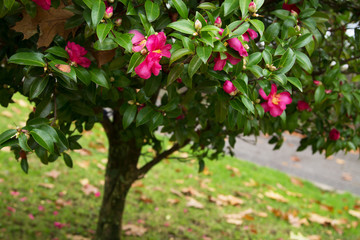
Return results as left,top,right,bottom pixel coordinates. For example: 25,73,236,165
242,29,258,42
38,205,45,211
329,128,340,141
259,84,292,117
65,42,91,68
94,191,101,197
129,30,146,52
248,2,256,12
7,206,16,213
325,89,332,94
53,211,59,215
20,197,27,202
223,80,237,96
297,101,310,111
28,214,35,220
282,3,300,14
10,190,20,197
214,53,242,71
313,80,321,86
54,222,65,229
214,17,222,27
176,114,185,120
104,6,113,19
32,0,51,10
135,32,172,79
219,27,248,57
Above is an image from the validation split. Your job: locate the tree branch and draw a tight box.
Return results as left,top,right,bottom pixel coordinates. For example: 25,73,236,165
137,139,190,178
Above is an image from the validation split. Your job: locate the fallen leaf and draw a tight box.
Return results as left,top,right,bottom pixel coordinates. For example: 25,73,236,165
55,64,71,73
77,161,90,169
307,235,321,240
291,155,301,162
186,197,204,209
210,194,244,206
39,183,54,189
226,218,243,225
12,4,75,47
349,209,360,219
288,214,309,227
335,158,345,165
243,178,258,187
265,191,288,203
123,224,147,236
79,178,89,186
82,184,99,196
55,198,72,207
225,209,253,225
139,195,153,204
45,170,61,179
74,149,92,156
308,213,340,226
170,188,183,197
257,211,268,218
289,231,309,240
181,187,205,198
226,165,240,176
66,234,90,240
96,163,105,170
342,172,352,181
131,180,144,188
286,191,303,198
1,111,13,118
290,177,304,187
167,198,180,205
175,179,184,184
319,203,334,212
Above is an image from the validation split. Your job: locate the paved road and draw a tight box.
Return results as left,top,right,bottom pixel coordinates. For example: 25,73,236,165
230,133,360,196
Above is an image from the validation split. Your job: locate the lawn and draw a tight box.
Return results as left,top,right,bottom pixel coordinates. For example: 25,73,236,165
0,94,359,240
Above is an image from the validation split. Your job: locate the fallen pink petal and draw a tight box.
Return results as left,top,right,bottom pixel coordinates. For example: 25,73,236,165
94,191,101,197
28,214,35,220
7,206,16,213
10,190,20,196
53,211,59,215
38,205,45,211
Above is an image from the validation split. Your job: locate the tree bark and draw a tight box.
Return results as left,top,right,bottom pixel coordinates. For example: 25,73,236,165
95,120,142,240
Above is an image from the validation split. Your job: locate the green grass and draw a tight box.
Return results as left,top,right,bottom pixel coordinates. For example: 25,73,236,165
0,94,359,240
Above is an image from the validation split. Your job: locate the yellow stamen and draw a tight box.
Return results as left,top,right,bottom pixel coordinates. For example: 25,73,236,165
153,50,162,53
271,94,280,105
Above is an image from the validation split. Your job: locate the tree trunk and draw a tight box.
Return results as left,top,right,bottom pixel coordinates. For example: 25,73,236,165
95,123,142,240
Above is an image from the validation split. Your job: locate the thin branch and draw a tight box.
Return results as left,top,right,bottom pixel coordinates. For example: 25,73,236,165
137,139,190,177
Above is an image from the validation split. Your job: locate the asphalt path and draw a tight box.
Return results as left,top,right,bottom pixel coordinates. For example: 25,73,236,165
230,133,360,196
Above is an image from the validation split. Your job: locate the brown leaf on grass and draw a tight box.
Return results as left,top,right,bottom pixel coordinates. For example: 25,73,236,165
289,231,310,240
349,209,360,219
342,172,352,181
288,214,309,228
210,194,244,206
74,149,92,156
38,183,54,189
1,111,13,118
66,234,90,240
82,184,99,195
308,213,341,226
243,178,258,187
122,224,147,236
77,160,90,169
257,211,268,218
186,197,204,209
319,204,334,212
225,208,253,225
131,180,144,188
286,191,303,198
290,177,304,187
80,178,89,186
201,167,212,176
88,142,107,153
56,198,72,207
291,156,301,162
226,218,243,225
226,165,240,176
170,188,183,197
139,195,153,204
167,198,180,205
181,187,205,198
45,170,61,179
265,191,288,203
96,163,105,170
12,4,75,47
307,235,321,240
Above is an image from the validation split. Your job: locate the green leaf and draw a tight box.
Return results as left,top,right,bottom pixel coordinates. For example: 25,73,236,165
123,105,137,129
295,50,313,73
93,38,117,50
201,25,221,33
172,0,188,19
249,19,264,36
230,98,244,112
127,52,145,73
91,0,106,27
169,48,193,66
228,21,250,36
30,128,55,153
300,8,316,18
255,104,264,118
198,2,216,10
167,63,184,86
29,77,49,99
272,73,287,86
167,20,196,35
279,48,294,68
287,77,303,92
188,55,203,79
292,33,313,49
247,65,263,78
21,158,29,174
314,85,325,104
19,133,32,152
49,60,76,81
111,32,133,52
136,106,156,127
75,67,91,85
241,95,255,114
45,47,69,59
63,152,73,168
262,49,272,65
4,0,15,9
264,22,280,42
90,68,109,88
248,52,262,66
223,0,239,17
254,0,264,9
0,129,17,145
239,0,251,18
215,100,228,123
96,22,113,43
145,0,160,22
196,46,212,64
8,52,46,67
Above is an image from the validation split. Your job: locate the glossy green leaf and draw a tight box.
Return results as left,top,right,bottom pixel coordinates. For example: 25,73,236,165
123,104,137,129
228,21,250,36
315,85,325,104
248,52,262,66
241,95,255,114
96,22,113,43
30,77,49,99
45,47,68,59
262,49,272,65
0,129,17,145
201,25,221,33
8,52,45,67
90,68,109,88
63,152,73,168
295,50,313,73
167,63,184,86
172,0,188,19
167,20,196,35
239,0,251,18
292,33,313,49
93,38,117,50
30,128,55,153
196,46,212,64
264,22,280,42
249,19,264,36
49,60,76,81
75,67,91,85
145,0,160,22
188,55,203,79
169,48,193,66
136,106,156,126
272,73,287,86
287,77,303,92
111,32,133,52
21,158,29,174
198,2,216,10
91,0,106,27
223,0,239,17
127,52,145,73
19,133,32,152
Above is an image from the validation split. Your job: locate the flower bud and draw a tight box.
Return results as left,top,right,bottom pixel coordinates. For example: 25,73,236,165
214,17,222,28
104,6,113,19
115,18,122,26
248,2,256,13
140,48,148,55
195,20,202,31
295,25,301,32
223,80,237,96
108,0,114,3
291,10,298,18
313,80,321,86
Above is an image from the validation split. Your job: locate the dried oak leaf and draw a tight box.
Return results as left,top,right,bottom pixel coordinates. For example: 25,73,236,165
12,4,74,47
122,224,147,236
349,209,360,219
265,191,288,203
186,197,204,209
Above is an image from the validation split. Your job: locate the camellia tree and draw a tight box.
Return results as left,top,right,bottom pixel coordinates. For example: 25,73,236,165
0,0,360,239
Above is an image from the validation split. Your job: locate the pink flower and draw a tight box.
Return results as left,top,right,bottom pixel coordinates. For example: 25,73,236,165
53,211,59,215
329,128,340,141
129,30,146,52
297,101,310,111
65,42,91,68
282,3,300,14
104,6,113,19
214,17,222,27
313,80,321,86
242,29,258,42
214,53,242,71
38,205,45,211
135,32,172,79
54,222,65,229
7,206,16,213
248,2,256,12
32,0,51,10
28,214,35,220
325,89,332,94
223,80,237,96
94,191,101,197
176,114,185,120
219,26,248,57
10,190,19,197
20,197,27,202
259,84,292,117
